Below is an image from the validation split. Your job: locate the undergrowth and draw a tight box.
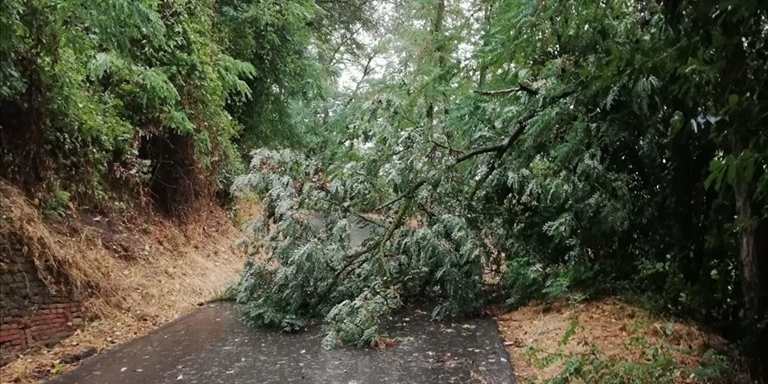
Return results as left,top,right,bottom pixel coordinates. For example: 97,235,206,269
520,319,733,384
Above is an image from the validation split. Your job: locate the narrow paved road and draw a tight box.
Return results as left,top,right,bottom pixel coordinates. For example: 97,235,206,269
45,214,515,384
46,303,513,384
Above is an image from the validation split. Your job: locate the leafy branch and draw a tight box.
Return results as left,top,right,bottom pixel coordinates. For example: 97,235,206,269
465,89,576,198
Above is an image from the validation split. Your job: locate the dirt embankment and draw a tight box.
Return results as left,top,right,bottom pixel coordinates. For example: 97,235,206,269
0,181,252,383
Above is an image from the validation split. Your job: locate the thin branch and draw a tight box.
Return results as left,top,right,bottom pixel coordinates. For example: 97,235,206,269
429,140,463,157
455,143,507,164
465,89,575,198
344,52,378,107
373,180,427,211
315,194,412,303
457,89,575,166
323,198,387,228
430,139,450,150
455,113,530,167
466,112,536,199
468,166,494,199
417,201,435,221
326,24,365,67
473,82,539,97
378,193,415,278
315,240,379,305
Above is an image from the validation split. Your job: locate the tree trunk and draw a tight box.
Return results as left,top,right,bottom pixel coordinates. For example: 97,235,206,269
734,200,768,384
426,0,445,125
732,142,768,384
477,4,492,89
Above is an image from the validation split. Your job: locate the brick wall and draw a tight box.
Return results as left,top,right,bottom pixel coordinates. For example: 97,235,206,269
0,248,83,365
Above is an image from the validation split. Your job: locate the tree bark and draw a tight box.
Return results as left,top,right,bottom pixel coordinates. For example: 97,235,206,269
477,3,492,89
732,137,768,384
426,0,445,125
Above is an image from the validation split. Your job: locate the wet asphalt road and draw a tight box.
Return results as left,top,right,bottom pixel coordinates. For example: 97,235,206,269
44,214,515,384
45,303,514,384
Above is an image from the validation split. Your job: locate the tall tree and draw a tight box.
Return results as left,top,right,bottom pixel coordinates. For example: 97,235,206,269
660,1,768,378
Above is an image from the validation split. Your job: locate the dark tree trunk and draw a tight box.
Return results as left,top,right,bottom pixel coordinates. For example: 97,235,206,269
732,133,768,383
733,183,768,383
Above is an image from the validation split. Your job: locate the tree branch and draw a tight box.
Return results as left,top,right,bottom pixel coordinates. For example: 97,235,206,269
455,111,531,166
473,82,539,96
344,51,378,107
455,143,507,164
316,191,416,302
464,89,576,198
322,198,387,229
457,89,575,166
321,88,578,298
310,91,577,304
373,180,427,211
378,193,415,278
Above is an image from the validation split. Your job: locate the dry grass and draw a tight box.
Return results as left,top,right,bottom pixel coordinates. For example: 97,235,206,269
0,181,252,383
496,298,731,383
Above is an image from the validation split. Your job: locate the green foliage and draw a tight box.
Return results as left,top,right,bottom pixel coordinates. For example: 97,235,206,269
216,0,326,150
322,286,401,348
520,324,732,384
0,0,331,212
503,258,597,309
42,186,71,220
8,0,763,375
1,0,226,200
231,147,491,345
233,4,767,373
539,347,729,384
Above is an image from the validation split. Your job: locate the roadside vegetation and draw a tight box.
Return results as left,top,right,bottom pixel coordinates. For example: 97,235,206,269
2,0,766,383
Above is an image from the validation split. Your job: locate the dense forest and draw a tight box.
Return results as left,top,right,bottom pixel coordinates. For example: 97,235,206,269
1,0,766,382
